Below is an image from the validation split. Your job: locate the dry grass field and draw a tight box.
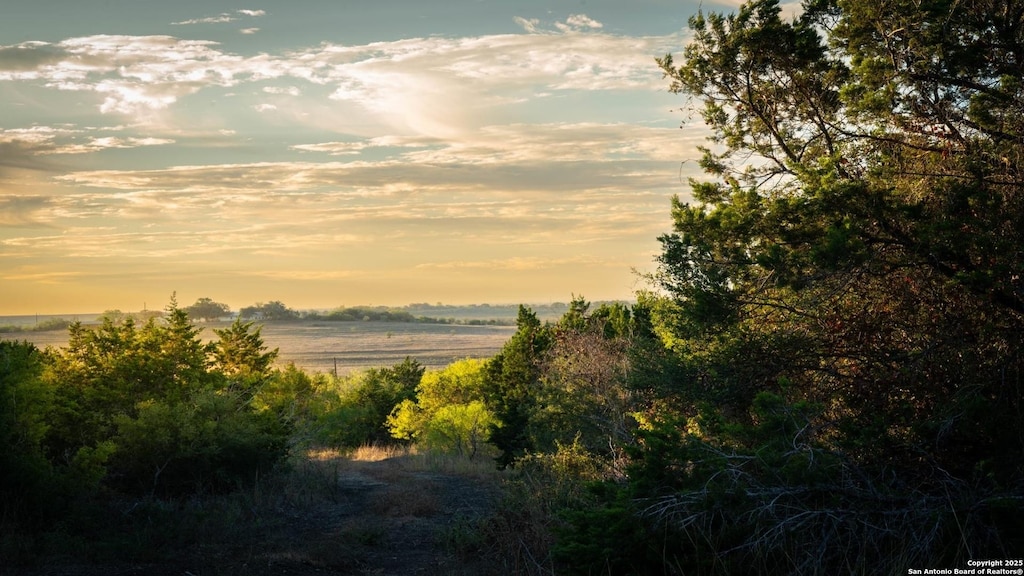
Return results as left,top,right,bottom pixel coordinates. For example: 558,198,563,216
253,321,516,374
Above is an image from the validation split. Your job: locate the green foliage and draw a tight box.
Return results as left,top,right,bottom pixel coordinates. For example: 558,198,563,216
584,1,1024,571
252,362,318,426
42,299,220,459
386,358,497,457
314,357,425,448
182,297,231,321
0,341,57,529
660,0,1024,474
321,305,418,322
536,301,637,458
110,389,288,495
31,298,294,499
211,317,279,383
482,306,552,467
238,300,299,321
420,401,496,458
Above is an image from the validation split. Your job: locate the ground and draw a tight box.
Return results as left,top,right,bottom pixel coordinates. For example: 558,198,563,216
8,449,504,576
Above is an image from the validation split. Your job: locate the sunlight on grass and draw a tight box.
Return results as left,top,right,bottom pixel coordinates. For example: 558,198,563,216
303,443,503,481
349,443,414,462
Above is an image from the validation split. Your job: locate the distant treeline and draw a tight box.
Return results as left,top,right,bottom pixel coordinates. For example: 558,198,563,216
0,317,74,333
4,300,625,328
234,300,630,325
303,306,514,326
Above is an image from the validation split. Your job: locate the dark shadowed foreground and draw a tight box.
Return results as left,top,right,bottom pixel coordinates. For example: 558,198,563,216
6,447,502,576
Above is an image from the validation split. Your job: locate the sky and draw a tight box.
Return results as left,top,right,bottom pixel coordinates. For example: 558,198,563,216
0,0,750,314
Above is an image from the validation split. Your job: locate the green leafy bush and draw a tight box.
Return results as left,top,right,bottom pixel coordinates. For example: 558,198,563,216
110,389,288,495
313,358,424,448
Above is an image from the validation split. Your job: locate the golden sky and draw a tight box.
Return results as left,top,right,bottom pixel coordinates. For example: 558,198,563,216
0,0,761,314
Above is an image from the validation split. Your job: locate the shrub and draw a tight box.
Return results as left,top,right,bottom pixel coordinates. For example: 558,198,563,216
109,389,288,495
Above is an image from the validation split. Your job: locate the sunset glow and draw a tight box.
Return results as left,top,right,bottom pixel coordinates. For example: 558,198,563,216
0,0,744,314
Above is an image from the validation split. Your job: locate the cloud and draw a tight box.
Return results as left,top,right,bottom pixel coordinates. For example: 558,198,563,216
0,16,694,309
0,126,174,155
172,9,266,25
0,195,52,226
0,270,83,283
291,141,368,155
288,28,678,137
416,255,613,272
40,34,290,116
0,141,59,176
0,20,680,135
173,15,235,25
240,28,260,35
513,17,540,33
0,42,67,74
557,14,604,32
262,85,300,96
291,135,436,156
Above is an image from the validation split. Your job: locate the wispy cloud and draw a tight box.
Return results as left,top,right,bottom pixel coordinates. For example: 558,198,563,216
0,195,52,226
172,9,266,26
557,14,604,32
0,19,678,130
0,9,694,311
0,126,174,155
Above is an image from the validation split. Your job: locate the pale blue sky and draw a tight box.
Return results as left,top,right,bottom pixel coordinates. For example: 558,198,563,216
0,0,753,314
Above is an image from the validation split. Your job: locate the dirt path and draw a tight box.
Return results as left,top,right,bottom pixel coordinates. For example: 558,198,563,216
255,456,500,575
11,453,503,576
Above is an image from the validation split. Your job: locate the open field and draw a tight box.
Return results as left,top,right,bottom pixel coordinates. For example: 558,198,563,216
1,320,516,375
249,321,516,374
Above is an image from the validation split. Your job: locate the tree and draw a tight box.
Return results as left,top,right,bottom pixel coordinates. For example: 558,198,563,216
655,0,1024,473
482,306,552,467
538,308,634,458
239,301,299,322
386,358,496,457
183,297,231,322
316,358,425,448
578,0,1024,571
0,341,56,530
212,318,279,384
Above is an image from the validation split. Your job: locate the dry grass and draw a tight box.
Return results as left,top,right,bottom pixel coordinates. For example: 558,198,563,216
348,443,413,462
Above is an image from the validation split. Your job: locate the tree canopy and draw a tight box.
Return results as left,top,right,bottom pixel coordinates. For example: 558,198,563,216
614,0,1024,570
183,297,231,321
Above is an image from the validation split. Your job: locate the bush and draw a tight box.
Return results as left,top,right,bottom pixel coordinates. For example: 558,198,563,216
312,358,424,449
110,389,289,495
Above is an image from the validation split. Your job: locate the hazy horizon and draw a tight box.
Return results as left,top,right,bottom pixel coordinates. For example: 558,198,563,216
0,0,763,315
2,293,614,315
